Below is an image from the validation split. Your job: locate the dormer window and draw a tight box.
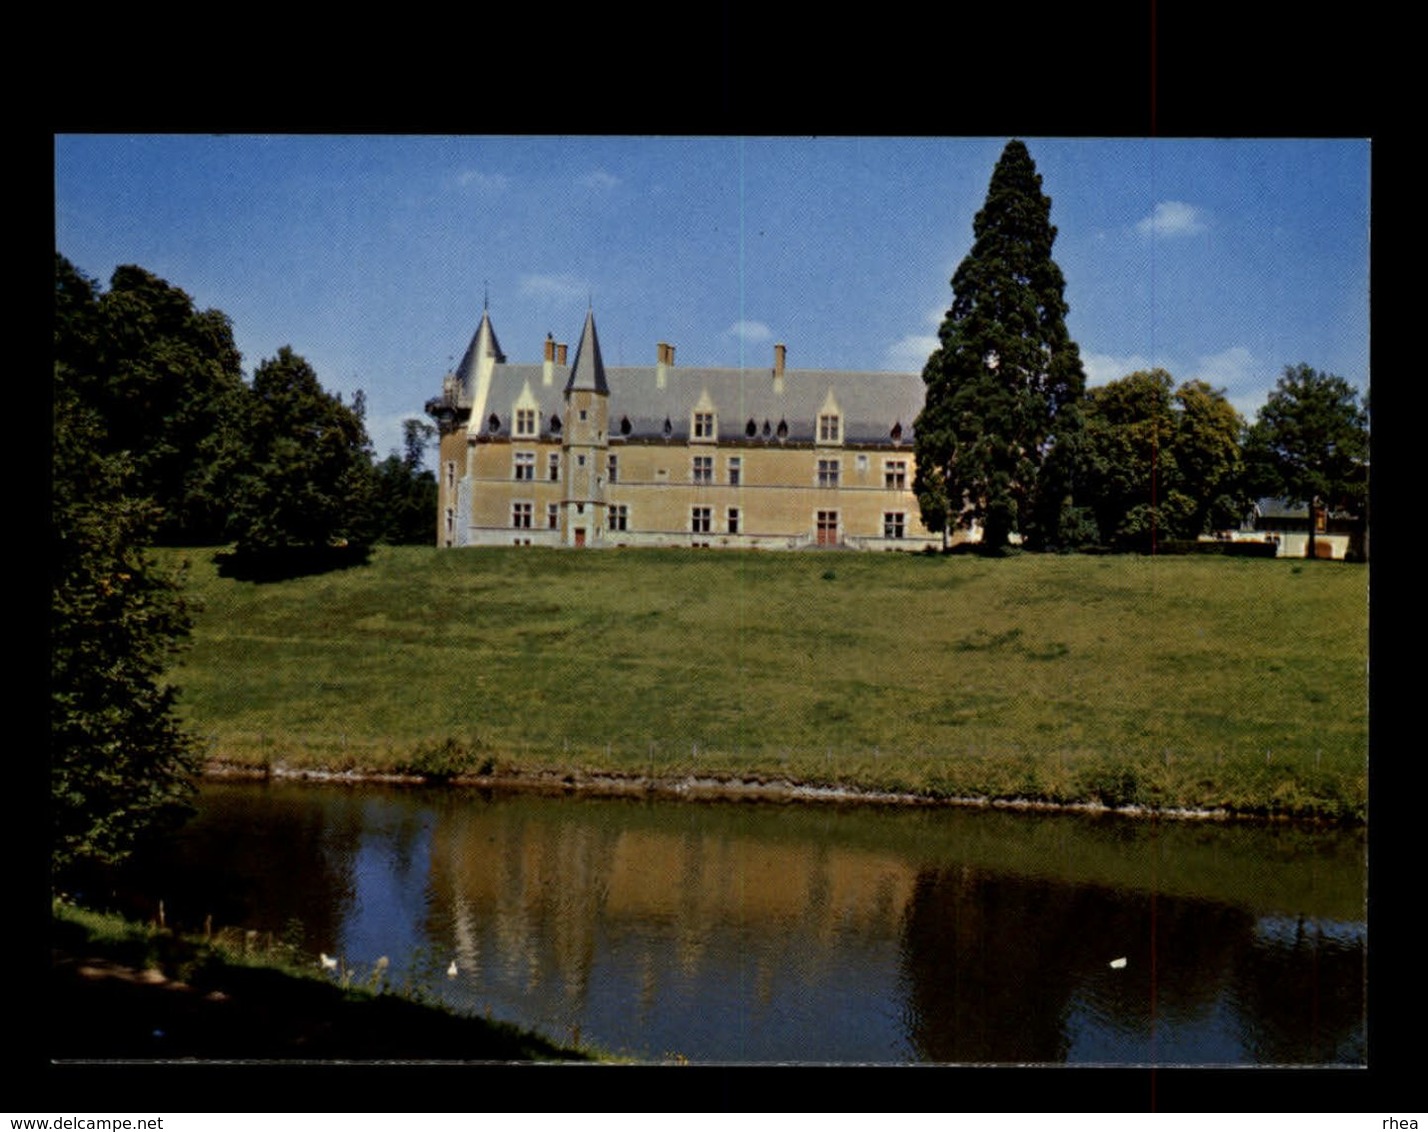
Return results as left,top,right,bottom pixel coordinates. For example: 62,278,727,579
693,411,716,440
514,408,537,436
890,421,903,442
550,414,562,433
818,413,841,443
620,415,632,435
776,418,788,440
488,413,501,432
746,418,757,438
663,417,673,437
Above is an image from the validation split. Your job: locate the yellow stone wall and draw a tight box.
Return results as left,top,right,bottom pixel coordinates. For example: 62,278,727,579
440,424,942,550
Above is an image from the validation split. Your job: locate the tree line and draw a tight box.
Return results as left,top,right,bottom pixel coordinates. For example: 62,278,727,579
913,140,1369,556
54,254,436,559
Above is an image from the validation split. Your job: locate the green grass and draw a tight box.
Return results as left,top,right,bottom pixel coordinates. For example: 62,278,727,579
51,898,600,1060
157,545,1369,820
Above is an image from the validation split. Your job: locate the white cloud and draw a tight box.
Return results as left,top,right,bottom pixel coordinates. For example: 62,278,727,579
885,334,939,372
1188,345,1254,391
578,169,620,190
1187,345,1263,418
519,273,588,303
726,320,772,343
455,170,509,192
1135,200,1207,238
1081,351,1163,387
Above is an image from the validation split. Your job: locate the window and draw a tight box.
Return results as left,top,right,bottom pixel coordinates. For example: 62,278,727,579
884,460,907,490
818,458,840,488
512,502,533,529
693,411,715,439
610,504,628,532
819,414,840,442
883,512,906,539
817,510,838,546
548,453,561,481
445,461,456,491
514,452,535,480
515,408,537,436
548,504,559,530
577,454,586,467
579,409,587,421
692,507,712,534
693,455,713,483
727,507,740,535
607,453,618,483
728,457,741,486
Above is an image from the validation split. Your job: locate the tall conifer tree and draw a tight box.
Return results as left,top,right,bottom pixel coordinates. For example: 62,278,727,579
914,140,1086,550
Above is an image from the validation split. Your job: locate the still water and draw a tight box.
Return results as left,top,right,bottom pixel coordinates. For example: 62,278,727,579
122,781,1364,1064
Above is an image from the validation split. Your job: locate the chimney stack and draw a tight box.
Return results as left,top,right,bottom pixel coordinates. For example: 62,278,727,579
557,343,568,366
542,334,556,385
656,342,675,389
773,343,786,394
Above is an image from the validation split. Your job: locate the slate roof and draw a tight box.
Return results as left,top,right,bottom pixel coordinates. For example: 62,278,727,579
565,309,609,395
469,363,921,445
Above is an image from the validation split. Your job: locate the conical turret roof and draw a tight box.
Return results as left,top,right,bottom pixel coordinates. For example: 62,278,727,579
564,308,609,394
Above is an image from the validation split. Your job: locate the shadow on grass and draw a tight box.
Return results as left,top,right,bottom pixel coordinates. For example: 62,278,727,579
51,910,593,1062
213,544,374,583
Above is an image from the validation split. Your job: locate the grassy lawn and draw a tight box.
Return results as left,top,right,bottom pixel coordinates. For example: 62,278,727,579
157,545,1368,820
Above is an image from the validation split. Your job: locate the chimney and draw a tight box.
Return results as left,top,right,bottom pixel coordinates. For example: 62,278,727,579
656,341,675,389
557,343,568,366
542,334,556,386
773,343,786,395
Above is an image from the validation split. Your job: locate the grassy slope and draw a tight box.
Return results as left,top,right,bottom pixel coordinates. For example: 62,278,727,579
51,901,596,1061
159,546,1368,820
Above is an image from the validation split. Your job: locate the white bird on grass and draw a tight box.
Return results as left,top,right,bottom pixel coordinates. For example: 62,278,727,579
320,953,339,971
1109,957,1128,969
447,959,459,978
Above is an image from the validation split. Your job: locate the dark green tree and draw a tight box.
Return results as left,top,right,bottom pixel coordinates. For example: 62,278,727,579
913,139,1087,551
228,347,378,565
1243,364,1368,559
1172,378,1246,536
1079,370,1245,549
372,418,438,545
54,256,250,544
52,361,197,874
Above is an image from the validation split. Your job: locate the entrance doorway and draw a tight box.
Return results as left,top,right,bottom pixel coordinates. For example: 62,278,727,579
574,528,586,547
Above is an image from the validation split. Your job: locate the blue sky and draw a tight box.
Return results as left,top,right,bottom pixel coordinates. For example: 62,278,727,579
55,135,1369,464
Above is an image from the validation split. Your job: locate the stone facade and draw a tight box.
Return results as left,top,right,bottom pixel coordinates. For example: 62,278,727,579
428,307,966,551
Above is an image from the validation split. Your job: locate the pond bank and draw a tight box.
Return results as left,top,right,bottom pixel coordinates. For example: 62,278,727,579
202,759,1343,825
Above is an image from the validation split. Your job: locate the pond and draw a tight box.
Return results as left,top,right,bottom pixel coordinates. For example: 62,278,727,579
108,781,1365,1064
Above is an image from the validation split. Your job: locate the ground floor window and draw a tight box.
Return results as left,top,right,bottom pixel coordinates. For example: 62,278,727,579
548,504,559,530
817,510,838,545
883,511,905,539
727,507,740,535
610,504,628,531
512,502,533,529
692,506,712,534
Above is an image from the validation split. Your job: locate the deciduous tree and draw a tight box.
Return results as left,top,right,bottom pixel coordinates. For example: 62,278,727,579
51,362,197,874
913,140,1087,550
1078,370,1245,549
228,347,377,566
1243,364,1368,558
54,256,250,544
372,418,438,545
